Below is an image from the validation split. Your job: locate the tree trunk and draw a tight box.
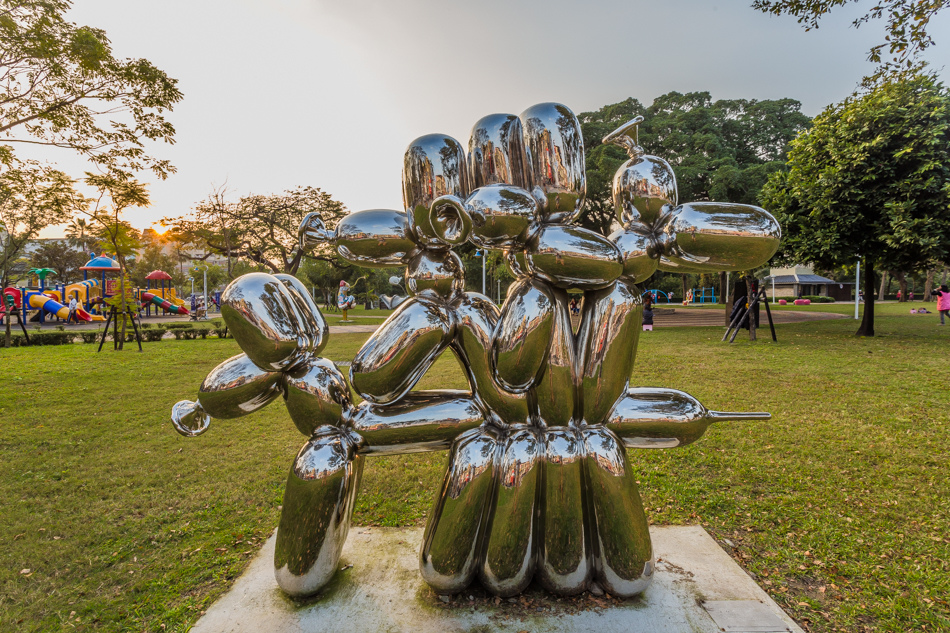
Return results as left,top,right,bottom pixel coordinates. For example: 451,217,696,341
924,268,935,301
856,259,876,337
895,271,908,302
878,270,889,301
117,266,127,350
720,271,730,326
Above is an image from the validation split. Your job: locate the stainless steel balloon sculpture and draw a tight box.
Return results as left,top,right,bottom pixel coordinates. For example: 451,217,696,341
171,103,781,599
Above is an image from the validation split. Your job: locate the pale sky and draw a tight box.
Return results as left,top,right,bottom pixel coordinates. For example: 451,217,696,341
30,0,950,238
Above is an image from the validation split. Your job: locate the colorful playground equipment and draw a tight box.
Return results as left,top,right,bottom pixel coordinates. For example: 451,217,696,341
140,270,188,316
0,255,189,327
688,287,718,304
642,289,673,303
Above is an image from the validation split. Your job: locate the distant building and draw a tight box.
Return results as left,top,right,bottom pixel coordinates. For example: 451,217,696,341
769,265,854,300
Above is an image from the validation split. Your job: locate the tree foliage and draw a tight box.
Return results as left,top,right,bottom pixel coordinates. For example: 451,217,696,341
169,186,348,275
29,239,85,280
760,73,950,335
578,93,810,235
0,0,182,178
752,0,949,74
0,158,84,285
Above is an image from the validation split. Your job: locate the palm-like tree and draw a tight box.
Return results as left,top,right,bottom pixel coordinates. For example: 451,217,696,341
65,217,94,251
28,267,56,290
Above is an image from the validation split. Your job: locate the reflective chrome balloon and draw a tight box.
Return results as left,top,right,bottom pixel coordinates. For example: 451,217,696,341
350,296,455,404
172,102,781,604
468,113,530,190
576,279,642,426
604,116,677,227
525,224,623,290
283,357,351,437
220,273,310,371
274,427,362,597
334,209,415,267
520,102,586,224
348,390,484,455
659,202,782,273
606,387,771,448
405,249,465,303
403,133,470,247
430,184,539,250
492,278,555,393
420,426,500,593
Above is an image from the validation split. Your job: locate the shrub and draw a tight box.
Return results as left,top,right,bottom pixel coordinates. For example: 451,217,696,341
29,331,74,346
142,328,166,342
214,326,229,339
801,295,835,303
165,322,193,330
80,331,102,344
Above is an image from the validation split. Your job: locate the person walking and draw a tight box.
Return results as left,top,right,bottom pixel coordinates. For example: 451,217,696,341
67,296,79,324
933,284,950,325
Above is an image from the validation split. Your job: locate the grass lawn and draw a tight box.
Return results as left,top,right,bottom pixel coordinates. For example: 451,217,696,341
1,306,948,632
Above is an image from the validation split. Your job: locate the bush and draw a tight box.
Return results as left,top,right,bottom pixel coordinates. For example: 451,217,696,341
165,322,193,330
79,331,102,344
214,326,229,339
28,331,74,346
801,295,835,303
142,328,166,342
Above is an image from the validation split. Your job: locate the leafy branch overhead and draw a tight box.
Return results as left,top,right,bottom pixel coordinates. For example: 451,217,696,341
168,186,348,276
0,0,182,178
752,0,949,73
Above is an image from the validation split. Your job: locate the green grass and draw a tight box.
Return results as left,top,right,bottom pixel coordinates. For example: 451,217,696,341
1,308,948,632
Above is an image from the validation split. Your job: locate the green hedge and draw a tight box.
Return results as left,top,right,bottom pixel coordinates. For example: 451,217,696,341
800,295,836,303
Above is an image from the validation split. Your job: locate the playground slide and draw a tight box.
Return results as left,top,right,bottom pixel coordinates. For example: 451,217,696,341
27,293,91,322
141,292,189,315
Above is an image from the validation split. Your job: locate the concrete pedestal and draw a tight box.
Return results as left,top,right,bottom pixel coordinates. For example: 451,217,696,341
191,526,803,633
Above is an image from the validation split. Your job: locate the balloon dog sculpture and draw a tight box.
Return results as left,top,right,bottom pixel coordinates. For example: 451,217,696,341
171,103,781,599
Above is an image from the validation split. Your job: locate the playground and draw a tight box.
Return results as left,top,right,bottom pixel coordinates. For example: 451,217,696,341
1,304,947,632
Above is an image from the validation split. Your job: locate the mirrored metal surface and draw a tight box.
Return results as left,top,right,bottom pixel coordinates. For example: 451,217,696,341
520,102,586,224
581,426,654,598
525,225,623,290
480,426,542,597
350,296,455,404
420,426,500,593
334,209,416,267
532,288,576,427
450,291,529,426
537,428,589,595
576,279,641,426
491,278,554,393
405,249,465,303
468,113,530,190
606,387,771,448
348,390,484,455
274,427,362,597
659,202,782,273
403,133,470,248
172,103,781,603
220,273,310,372
283,357,351,437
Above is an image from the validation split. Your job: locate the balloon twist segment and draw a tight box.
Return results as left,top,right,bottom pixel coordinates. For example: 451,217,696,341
172,103,780,599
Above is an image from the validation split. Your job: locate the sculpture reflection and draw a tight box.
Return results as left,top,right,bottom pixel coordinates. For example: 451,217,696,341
171,102,781,600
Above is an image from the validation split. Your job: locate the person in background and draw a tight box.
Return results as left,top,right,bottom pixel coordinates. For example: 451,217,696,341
932,284,950,325
642,295,654,331
67,295,79,324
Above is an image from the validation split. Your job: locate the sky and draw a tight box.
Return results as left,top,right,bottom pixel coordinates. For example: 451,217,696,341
29,0,950,238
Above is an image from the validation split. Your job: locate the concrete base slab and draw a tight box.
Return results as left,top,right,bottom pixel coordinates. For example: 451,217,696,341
191,526,803,633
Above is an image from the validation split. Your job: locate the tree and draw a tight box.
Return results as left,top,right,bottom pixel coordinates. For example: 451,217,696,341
752,0,949,74
65,216,95,252
761,73,950,336
128,243,185,290
1,160,82,286
168,186,348,275
30,239,86,281
0,0,182,178
578,93,810,235
83,173,148,349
